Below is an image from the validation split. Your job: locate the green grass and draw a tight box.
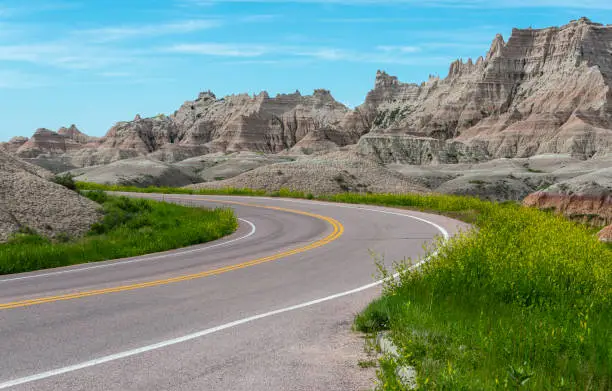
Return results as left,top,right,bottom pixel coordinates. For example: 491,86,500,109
358,359,379,368
76,183,487,224
355,203,612,390
75,182,612,389
76,182,269,196
0,191,237,275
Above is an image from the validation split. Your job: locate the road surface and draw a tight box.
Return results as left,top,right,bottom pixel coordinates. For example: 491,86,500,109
0,195,468,390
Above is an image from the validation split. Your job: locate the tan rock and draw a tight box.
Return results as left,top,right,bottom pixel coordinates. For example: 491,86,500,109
356,18,612,163
57,124,98,144
0,149,101,242
598,225,612,242
0,136,29,154
16,127,95,158
523,192,612,225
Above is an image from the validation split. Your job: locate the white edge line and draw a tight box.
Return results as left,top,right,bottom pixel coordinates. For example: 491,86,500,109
0,201,451,389
0,219,257,284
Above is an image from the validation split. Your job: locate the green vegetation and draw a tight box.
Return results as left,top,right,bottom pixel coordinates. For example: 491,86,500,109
0,191,237,275
358,359,378,369
74,182,612,389
77,181,269,196
527,168,545,173
52,173,77,190
355,202,612,390
76,183,485,223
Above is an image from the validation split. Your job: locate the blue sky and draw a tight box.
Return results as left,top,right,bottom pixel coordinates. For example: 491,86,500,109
1,0,611,141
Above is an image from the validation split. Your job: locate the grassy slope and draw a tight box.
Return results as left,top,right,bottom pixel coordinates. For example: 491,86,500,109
76,183,612,390
0,191,237,275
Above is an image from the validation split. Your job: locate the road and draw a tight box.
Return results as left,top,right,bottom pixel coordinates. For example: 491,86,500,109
0,195,468,390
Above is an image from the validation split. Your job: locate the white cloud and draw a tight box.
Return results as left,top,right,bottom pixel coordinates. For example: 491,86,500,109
165,41,449,65
165,43,272,57
79,20,221,42
377,45,421,53
0,43,138,69
239,14,278,22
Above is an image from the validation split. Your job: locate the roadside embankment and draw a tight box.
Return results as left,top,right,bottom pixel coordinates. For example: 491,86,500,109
0,191,237,275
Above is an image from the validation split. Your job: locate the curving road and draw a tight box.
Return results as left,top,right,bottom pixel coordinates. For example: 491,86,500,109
0,195,468,390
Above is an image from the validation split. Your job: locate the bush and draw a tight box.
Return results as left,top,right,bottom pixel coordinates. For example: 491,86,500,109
52,174,77,191
84,190,109,204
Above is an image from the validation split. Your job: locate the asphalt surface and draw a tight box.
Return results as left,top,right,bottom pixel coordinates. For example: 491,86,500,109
0,195,468,390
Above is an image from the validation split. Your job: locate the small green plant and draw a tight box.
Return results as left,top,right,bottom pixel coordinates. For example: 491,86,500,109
358,359,378,369
54,232,72,243
52,174,77,191
527,167,545,173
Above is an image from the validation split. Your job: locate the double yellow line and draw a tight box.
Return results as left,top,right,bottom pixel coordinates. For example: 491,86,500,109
0,198,344,311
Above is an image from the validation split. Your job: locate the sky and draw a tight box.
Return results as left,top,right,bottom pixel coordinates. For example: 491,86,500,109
1,0,611,141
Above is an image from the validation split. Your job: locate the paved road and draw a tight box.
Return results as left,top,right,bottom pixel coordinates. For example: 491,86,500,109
0,195,468,390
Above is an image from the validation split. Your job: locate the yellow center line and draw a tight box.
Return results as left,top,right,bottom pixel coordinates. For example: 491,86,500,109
0,197,344,311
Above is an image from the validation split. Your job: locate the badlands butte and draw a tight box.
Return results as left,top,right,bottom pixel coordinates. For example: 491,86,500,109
3,18,612,238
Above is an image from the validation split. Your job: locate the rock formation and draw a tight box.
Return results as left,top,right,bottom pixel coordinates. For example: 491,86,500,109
7,18,612,187
94,89,356,160
99,115,177,154
0,136,29,154
523,163,612,226
0,149,101,242
356,17,612,163
58,124,98,144
14,126,98,158
598,224,612,242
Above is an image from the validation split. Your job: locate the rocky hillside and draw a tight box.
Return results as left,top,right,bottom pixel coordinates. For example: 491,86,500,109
187,151,428,195
356,17,612,163
0,149,101,242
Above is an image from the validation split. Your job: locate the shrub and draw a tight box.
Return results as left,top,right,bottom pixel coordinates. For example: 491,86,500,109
52,174,77,191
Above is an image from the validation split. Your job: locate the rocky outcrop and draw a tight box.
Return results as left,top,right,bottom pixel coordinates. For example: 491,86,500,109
523,191,612,226
356,18,612,163
15,126,97,158
172,89,357,153
93,90,355,159
0,149,100,242
523,164,612,225
598,225,612,242
1,136,29,154
99,115,178,154
58,124,98,144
